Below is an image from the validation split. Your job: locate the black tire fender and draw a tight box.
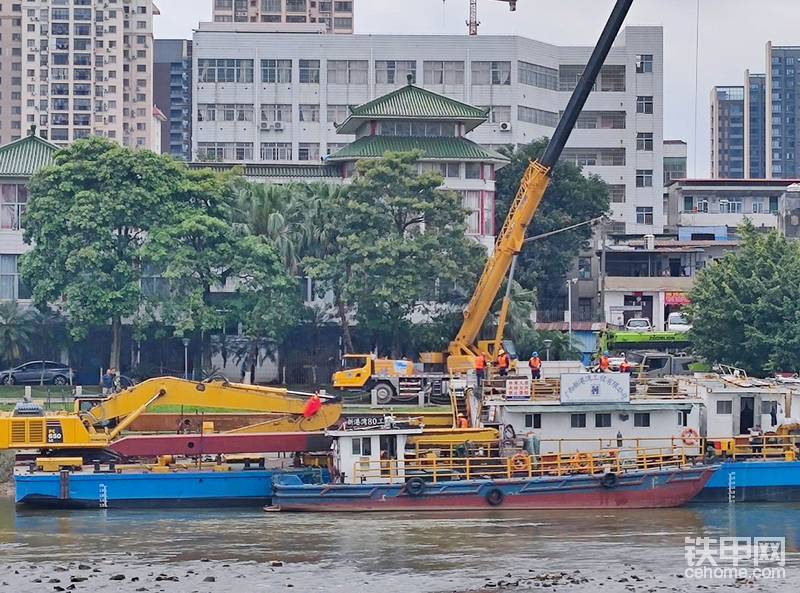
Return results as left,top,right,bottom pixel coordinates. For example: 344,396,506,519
486,487,504,506
600,472,619,488
405,477,426,497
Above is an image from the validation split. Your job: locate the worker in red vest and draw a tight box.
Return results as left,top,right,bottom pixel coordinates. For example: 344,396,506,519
474,353,487,388
497,348,510,377
620,355,632,373
303,391,322,418
457,412,470,429
529,351,542,380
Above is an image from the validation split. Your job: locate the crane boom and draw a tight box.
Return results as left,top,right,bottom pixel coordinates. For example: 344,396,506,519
447,0,635,372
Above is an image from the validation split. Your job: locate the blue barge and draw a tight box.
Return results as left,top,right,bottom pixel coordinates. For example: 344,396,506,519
15,467,324,509
692,460,800,502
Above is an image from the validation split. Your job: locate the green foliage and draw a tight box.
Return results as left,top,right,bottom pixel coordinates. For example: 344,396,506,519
522,330,583,362
304,151,484,355
686,222,800,375
0,301,36,366
495,139,609,309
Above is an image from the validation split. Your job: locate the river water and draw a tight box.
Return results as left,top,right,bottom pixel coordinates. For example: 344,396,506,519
1,497,799,592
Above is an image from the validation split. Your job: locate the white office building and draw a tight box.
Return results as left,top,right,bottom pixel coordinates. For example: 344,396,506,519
192,25,664,234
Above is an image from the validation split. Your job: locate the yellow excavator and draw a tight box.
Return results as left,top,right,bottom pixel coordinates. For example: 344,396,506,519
335,0,634,389
0,377,343,454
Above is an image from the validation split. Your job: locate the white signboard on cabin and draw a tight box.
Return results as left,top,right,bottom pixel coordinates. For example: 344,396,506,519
560,373,630,404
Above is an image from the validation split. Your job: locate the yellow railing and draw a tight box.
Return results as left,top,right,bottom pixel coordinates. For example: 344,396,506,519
352,446,691,484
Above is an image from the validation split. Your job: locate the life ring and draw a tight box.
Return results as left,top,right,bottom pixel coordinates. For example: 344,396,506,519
486,488,505,506
511,453,529,472
600,472,618,488
405,477,426,497
570,452,592,471
681,428,700,447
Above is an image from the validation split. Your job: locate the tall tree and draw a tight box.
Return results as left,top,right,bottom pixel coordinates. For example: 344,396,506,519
686,222,800,375
304,151,484,356
21,138,192,369
495,139,609,311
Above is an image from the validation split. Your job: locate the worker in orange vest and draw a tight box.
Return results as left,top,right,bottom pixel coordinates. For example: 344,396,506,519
528,351,542,380
474,353,487,388
620,355,632,373
457,412,470,429
599,351,610,373
303,391,322,418
497,348,510,377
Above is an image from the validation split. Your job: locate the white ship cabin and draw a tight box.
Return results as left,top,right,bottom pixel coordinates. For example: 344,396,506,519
486,373,703,455
684,371,800,438
329,424,424,485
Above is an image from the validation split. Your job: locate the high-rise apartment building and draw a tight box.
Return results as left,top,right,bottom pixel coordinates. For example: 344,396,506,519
766,43,800,179
192,25,665,234
745,71,767,178
710,86,745,178
212,0,354,34
0,0,158,149
154,39,192,159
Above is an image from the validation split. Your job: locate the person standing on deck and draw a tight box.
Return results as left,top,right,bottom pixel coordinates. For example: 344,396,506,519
529,352,542,380
497,349,510,377
599,352,611,373
101,368,115,396
474,353,486,389
457,412,470,429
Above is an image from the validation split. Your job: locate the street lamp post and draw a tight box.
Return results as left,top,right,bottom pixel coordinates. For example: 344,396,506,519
567,278,578,348
182,338,190,380
543,339,553,362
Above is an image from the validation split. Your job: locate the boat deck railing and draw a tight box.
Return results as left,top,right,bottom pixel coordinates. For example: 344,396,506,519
352,446,692,484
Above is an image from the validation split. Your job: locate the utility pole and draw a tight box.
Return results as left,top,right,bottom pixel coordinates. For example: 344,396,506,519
599,218,607,324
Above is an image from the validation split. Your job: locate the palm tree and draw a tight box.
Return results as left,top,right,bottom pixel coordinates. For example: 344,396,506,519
0,301,36,367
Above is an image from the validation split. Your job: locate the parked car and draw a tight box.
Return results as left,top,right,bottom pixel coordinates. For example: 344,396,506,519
667,312,692,332
625,317,652,332
0,361,75,386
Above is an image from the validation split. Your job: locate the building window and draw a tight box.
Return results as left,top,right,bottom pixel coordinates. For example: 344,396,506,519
485,105,511,123
608,184,626,203
261,59,292,83
375,60,416,84
460,190,482,235
327,60,368,84
719,198,743,214
518,105,559,127
472,61,511,85
636,54,653,74
423,61,464,85
636,95,654,114
261,104,292,123
578,257,592,280
196,142,253,161
326,143,348,156
682,196,694,212
769,196,779,213
518,61,558,90
298,143,320,161
636,169,653,187
595,413,612,428
574,111,626,129
299,104,320,122
752,200,765,214
197,104,253,122
524,413,542,429
562,148,625,167
1,184,28,231
636,132,654,151
635,207,653,225
379,121,454,137
678,410,689,427
197,59,254,83
299,59,320,83
0,255,31,300
559,65,625,92
717,400,732,415
633,412,651,427
570,413,587,428
261,142,292,160
327,104,350,124
464,162,482,179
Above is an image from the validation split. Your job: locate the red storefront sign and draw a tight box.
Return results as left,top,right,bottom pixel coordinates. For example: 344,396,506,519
665,292,690,306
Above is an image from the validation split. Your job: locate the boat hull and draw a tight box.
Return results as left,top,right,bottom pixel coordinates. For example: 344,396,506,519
272,466,715,512
15,468,324,509
694,460,800,502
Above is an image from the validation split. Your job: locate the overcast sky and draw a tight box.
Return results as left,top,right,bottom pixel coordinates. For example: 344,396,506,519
154,0,800,177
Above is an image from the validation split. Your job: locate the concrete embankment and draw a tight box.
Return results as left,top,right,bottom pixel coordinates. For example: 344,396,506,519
0,451,14,497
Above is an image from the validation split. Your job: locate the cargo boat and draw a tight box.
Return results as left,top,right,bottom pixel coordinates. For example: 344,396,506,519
15,464,325,509
269,425,715,512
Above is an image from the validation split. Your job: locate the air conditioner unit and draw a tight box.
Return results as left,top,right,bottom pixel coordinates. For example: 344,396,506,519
260,121,271,130
499,122,512,132
273,121,285,131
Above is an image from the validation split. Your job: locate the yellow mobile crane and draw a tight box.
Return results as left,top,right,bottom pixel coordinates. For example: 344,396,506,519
336,0,635,397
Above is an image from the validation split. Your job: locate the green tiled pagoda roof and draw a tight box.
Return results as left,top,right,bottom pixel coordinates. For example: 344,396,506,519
337,83,489,134
190,162,341,178
0,134,59,178
326,136,508,163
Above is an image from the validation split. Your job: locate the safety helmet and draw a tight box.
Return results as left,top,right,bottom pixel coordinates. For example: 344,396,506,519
532,352,539,357
604,351,609,355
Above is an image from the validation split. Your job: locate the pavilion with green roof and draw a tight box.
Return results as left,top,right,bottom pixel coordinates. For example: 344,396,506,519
327,78,509,247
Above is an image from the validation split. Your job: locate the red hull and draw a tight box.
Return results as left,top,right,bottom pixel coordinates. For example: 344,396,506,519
273,468,715,512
